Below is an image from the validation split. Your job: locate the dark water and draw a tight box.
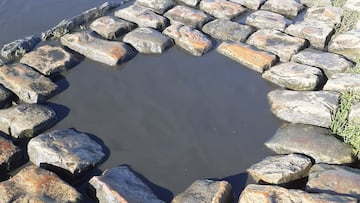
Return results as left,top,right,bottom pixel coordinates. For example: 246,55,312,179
0,0,279,201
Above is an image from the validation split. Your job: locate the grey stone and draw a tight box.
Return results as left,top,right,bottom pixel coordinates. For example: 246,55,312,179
324,73,360,93
262,62,324,91
28,128,105,175
344,0,360,12
261,0,304,19
349,102,360,124
304,6,343,26
246,10,293,32
247,154,312,184
217,41,277,73
247,29,306,62
328,30,360,62
0,165,82,202
356,20,360,30
300,0,333,7
267,90,340,128
0,63,58,103
114,5,169,30
135,0,175,14
285,21,334,50
172,180,233,203
0,104,56,138
177,0,200,7
90,16,136,40
89,165,164,203
202,19,255,42
61,32,136,66
0,85,13,108
42,2,121,40
199,0,246,20
163,24,213,56
164,5,212,29
291,48,354,78
307,164,360,199
123,27,173,54
0,135,22,174
229,0,266,10
1,35,41,61
20,45,76,76
265,123,354,164
239,184,357,203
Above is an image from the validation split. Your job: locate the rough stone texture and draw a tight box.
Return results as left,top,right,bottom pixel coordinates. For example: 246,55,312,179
1,35,41,61
239,184,357,203
267,90,340,128
247,154,312,184
0,85,13,108
261,0,304,19
20,45,76,76
164,5,212,29
285,21,334,50
246,10,293,32
42,2,120,40
0,104,56,138
172,180,233,203
349,102,360,124
0,135,22,174
356,20,360,30
90,16,136,40
123,27,173,54
324,73,360,93
300,0,332,7
199,0,246,20
247,29,306,62
114,5,169,30
265,123,354,164
28,128,105,175
307,164,360,199
61,32,135,66
262,62,324,91
291,48,354,78
304,6,343,26
135,0,175,14
229,0,266,10
0,165,82,202
0,63,58,103
177,0,200,7
328,30,360,62
89,165,164,203
344,0,360,12
217,41,277,73
163,24,213,56
202,19,255,42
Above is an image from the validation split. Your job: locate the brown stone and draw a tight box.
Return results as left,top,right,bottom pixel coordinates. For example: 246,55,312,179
0,135,22,174
90,16,136,39
199,0,246,20
328,30,360,62
164,5,212,29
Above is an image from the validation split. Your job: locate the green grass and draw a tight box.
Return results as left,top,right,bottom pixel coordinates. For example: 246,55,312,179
332,0,360,34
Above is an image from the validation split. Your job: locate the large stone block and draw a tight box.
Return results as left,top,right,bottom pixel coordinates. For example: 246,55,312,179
344,0,360,12
300,0,332,7
164,5,212,29
261,0,303,19
229,0,266,10
304,6,343,26
246,10,293,32
90,16,136,40
0,135,22,174
0,85,13,108
1,35,41,61
177,0,200,7
135,0,175,14
328,30,360,62
199,0,246,20
323,73,360,93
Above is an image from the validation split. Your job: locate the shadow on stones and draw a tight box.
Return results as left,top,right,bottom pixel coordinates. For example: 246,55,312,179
218,172,248,202
51,74,70,95
0,132,27,176
43,102,70,128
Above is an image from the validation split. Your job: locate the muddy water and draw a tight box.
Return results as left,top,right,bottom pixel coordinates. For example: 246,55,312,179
0,0,279,201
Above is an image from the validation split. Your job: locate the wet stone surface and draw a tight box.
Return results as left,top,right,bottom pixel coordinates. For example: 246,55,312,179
89,165,165,203
20,45,76,76
217,41,276,73
0,104,56,138
164,5,212,29
230,0,266,10
0,165,82,202
61,32,136,66
261,0,304,19
199,0,246,20
328,30,360,62
265,123,354,164
0,35,41,61
245,10,293,32
324,73,360,93
267,90,340,128
202,19,255,42
90,16,136,40
291,48,354,78
262,62,324,91
28,128,105,175
304,6,343,26
0,135,22,174
114,5,169,30
247,154,312,184
239,184,358,203
307,164,360,199
123,27,173,54
172,180,234,203
163,24,213,56
247,29,306,62
134,0,175,14
0,63,58,103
